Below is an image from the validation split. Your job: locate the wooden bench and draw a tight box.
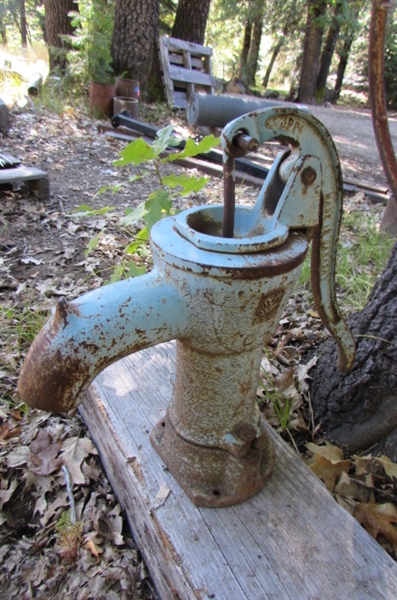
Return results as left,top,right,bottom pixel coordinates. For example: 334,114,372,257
80,342,397,599
159,36,217,109
0,162,49,200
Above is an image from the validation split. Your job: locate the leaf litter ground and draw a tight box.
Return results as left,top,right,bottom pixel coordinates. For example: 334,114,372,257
1,101,397,597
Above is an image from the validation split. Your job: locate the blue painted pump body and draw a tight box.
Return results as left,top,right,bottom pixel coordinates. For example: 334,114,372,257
18,107,355,507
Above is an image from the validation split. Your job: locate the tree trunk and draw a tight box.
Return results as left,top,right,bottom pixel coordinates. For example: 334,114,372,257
310,241,397,458
171,0,212,45
111,0,163,102
263,37,284,88
44,0,76,74
296,0,328,104
316,0,343,102
333,35,353,102
245,13,263,86
240,19,252,79
20,0,28,48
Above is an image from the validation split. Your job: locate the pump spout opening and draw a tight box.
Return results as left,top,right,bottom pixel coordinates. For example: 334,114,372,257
18,270,187,413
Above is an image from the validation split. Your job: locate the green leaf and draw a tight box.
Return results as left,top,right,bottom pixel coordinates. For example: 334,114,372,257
144,189,172,231
136,226,150,241
125,261,147,277
119,202,146,227
163,174,209,195
84,230,105,256
165,135,220,161
152,125,181,154
109,263,125,283
114,138,156,166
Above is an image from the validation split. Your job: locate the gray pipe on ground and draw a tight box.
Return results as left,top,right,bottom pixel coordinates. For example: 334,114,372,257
186,93,291,128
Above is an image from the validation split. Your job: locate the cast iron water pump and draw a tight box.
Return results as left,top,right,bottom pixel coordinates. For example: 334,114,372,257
18,108,355,507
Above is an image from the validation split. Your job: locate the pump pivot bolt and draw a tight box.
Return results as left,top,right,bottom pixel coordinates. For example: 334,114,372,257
301,166,317,186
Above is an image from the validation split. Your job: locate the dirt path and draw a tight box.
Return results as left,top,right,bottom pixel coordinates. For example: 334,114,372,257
310,104,397,187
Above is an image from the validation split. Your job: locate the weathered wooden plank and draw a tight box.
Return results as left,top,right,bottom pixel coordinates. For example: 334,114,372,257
168,65,216,88
168,52,204,71
162,36,213,56
80,342,397,600
0,165,48,183
0,165,49,200
159,36,175,107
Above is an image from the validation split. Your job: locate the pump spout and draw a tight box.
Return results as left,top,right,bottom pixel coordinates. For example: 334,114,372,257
18,269,188,412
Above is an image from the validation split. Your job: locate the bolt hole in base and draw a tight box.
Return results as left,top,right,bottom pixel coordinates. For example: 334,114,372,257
213,490,220,496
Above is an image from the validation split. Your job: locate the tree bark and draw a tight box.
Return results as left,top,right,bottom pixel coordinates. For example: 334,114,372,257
44,0,76,74
310,241,397,457
171,0,212,45
111,0,164,102
296,0,328,104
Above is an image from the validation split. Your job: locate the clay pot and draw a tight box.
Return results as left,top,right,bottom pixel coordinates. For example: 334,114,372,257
89,82,115,118
115,78,140,100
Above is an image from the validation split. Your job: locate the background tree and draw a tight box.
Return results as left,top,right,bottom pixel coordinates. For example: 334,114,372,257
296,0,328,103
332,4,362,102
261,0,304,89
44,0,76,74
239,0,265,86
171,0,212,45
315,0,344,102
310,0,397,459
111,0,164,101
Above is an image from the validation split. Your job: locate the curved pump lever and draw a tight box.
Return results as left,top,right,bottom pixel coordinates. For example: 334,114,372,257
221,107,355,373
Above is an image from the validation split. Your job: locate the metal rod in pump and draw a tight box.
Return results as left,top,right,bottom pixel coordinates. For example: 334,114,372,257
223,132,259,238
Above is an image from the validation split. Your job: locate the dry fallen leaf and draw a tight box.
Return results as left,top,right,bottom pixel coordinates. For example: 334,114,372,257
29,429,62,476
58,436,98,486
354,502,397,552
306,442,351,491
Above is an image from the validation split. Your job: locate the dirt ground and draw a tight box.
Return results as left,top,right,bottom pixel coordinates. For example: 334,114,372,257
0,98,396,597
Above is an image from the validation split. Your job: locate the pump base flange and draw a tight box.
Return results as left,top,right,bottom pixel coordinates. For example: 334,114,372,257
150,413,274,507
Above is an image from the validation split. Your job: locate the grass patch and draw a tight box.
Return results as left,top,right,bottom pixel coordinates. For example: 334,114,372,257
297,206,396,313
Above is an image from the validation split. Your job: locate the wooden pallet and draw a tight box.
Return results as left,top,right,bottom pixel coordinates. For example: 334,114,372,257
80,342,397,600
159,36,217,109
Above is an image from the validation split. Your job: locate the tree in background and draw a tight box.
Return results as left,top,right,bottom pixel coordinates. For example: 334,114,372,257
239,0,265,86
296,0,328,103
111,0,164,101
315,0,344,102
332,2,363,102
44,0,76,74
171,0,212,45
261,0,304,89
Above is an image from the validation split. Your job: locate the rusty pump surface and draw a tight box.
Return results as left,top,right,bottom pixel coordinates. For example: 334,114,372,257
18,108,355,507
